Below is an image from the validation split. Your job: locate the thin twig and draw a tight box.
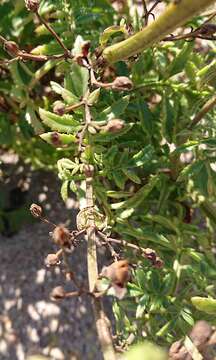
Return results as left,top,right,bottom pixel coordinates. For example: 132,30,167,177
65,101,85,113
142,0,148,26
78,100,91,152
35,11,72,57
97,231,163,267
188,95,216,129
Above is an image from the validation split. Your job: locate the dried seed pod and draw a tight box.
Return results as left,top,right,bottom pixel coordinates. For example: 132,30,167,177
25,0,40,12
30,203,42,218
53,102,65,116
103,119,124,133
52,225,71,248
45,253,61,267
101,260,130,299
112,76,133,91
50,286,66,301
4,41,20,56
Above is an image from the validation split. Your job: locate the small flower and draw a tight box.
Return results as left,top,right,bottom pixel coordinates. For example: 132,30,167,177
112,76,133,91
52,225,71,248
102,119,124,133
25,0,40,12
50,286,66,301
30,203,42,218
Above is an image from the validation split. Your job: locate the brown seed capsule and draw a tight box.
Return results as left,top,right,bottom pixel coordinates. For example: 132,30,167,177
103,119,124,133
24,0,40,12
45,253,61,267
101,260,130,299
102,260,130,287
52,225,71,248
50,286,66,301
53,102,65,116
4,41,20,56
30,203,42,218
112,76,133,91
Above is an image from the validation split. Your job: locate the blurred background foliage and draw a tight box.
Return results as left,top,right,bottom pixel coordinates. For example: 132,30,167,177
0,0,216,356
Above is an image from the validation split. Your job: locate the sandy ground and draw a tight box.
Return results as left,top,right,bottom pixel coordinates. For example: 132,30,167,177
0,170,108,360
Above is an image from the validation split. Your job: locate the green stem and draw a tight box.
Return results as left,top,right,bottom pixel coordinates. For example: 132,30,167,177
85,176,116,360
102,0,215,63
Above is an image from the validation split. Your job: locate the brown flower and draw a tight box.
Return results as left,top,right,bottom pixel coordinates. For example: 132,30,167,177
25,0,40,12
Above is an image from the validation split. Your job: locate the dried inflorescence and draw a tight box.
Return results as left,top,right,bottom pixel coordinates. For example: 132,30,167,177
30,203,42,218
25,0,40,12
143,248,164,268
52,225,72,248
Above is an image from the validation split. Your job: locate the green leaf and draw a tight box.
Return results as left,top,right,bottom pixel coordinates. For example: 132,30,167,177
97,96,130,122
166,42,194,78
39,108,81,134
67,63,89,98
123,175,159,209
137,99,153,137
87,88,100,105
61,180,69,202
122,168,141,184
100,25,127,46
161,96,176,143
191,296,216,314
50,81,78,105
40,132,77,146
26,106,44,134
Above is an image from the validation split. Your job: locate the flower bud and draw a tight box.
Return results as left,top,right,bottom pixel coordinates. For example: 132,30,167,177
112,76,133,91
4,41,20,56
50,132,61,147
52,225,71,248
103,119,124,133
53,102,65,116
45,253,61,267
83,164,94,178
30,203,42,218
50,286,66,301
25,0,40,12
